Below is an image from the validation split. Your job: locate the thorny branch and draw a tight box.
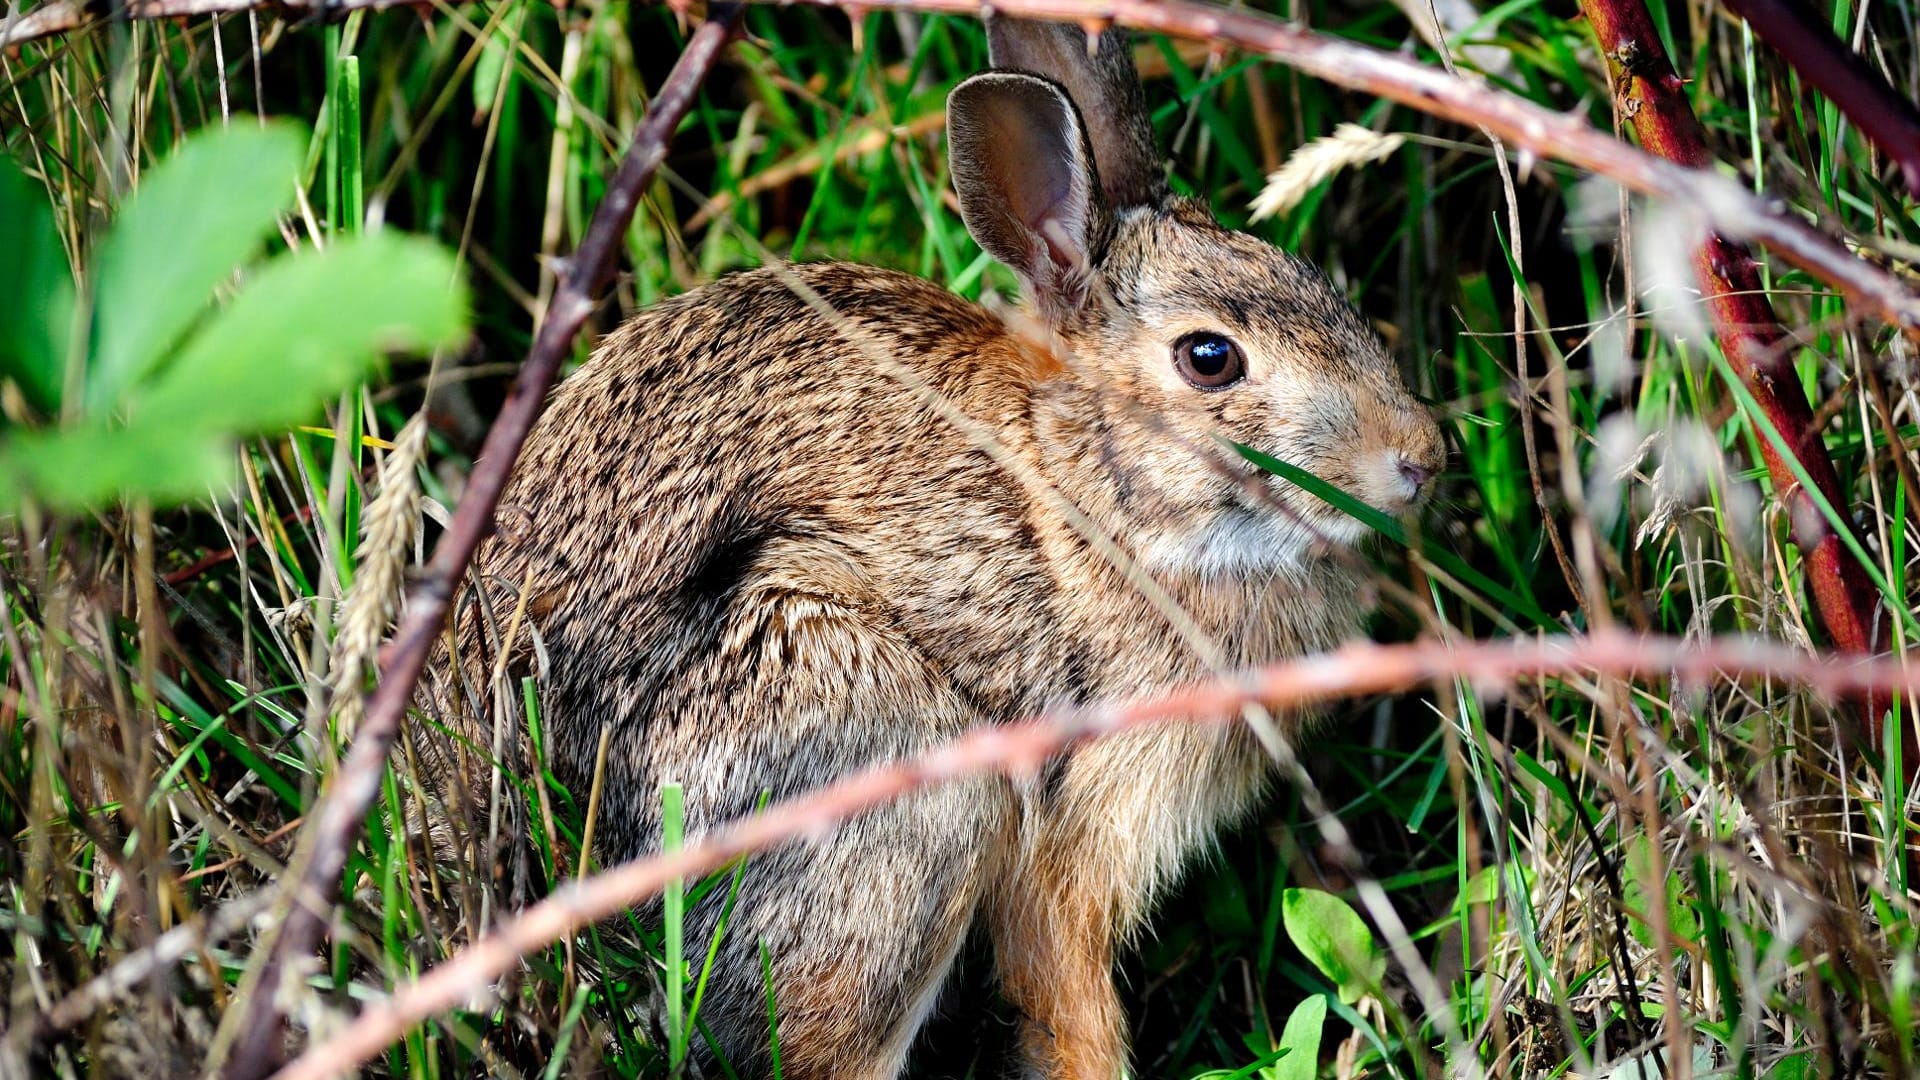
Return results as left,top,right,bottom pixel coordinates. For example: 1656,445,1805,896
1577,0,1907,771
270,629,1920,1080
215,7,745,1079
9,0,1920,332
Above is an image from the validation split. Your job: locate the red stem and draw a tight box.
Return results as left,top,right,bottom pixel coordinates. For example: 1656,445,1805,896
1721,0,1920,191
1580,0,1900,761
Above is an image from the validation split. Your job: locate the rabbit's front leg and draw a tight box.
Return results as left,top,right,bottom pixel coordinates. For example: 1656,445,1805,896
991,866,1127,1079
992,723,1265,1079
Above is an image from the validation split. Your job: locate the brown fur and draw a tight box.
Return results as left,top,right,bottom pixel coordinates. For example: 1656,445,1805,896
417,19,1443,1080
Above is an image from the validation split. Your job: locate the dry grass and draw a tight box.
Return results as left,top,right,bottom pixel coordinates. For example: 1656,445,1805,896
1249,124,1406,222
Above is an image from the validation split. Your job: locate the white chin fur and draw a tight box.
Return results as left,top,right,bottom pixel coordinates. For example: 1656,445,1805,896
1142,510,1361,579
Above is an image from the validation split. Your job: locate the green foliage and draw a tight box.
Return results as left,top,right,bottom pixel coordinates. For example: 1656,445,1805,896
662,780,688,1069
1622,832,1700,948
1190,998,1323,1080
0,122,467,511
85,124,308,410
5,424,232,509
1282,888,1384,1006
1269,996,1329,1080
0,158,75,413
135,232,463,432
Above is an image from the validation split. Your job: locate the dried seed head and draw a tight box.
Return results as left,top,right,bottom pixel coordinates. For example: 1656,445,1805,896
1633,199,1712,344
1248,124,1406,223
329,414,428,739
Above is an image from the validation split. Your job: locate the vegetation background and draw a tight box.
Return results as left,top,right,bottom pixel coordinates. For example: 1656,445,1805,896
2,0,1917,1077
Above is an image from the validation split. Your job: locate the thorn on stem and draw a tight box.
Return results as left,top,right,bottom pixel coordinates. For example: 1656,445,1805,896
846,3,867,52
1080,16,1108,56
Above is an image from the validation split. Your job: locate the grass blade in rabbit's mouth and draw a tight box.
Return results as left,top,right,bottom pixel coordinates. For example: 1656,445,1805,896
1240,470,1379,546
1229,446,1406,550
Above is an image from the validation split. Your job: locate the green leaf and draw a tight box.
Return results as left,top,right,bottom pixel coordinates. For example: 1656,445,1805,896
1767,1053,1815,1080
1201,864,1258,939
1460,864,1502,908
1,424,230,511
0,153,76,413
471,2,526,115
1622,833,1699,948
86,121,307,413
1265,995,1327,1080
1189,1047,1290,1080
133,232,466,435
1282,889,1383,1005
1459,861,1534,909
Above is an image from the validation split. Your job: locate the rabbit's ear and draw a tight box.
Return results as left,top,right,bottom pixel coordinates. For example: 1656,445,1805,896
985,18,1166,210
949,71,1109,316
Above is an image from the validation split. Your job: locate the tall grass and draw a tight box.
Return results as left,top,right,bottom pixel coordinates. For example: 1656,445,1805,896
2,1,1917,1077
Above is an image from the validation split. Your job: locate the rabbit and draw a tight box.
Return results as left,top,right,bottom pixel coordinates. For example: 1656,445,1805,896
419,15,1445,1080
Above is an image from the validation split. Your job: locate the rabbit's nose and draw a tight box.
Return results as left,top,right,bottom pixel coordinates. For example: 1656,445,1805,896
1377,448,1441,508
1396,456,1434,496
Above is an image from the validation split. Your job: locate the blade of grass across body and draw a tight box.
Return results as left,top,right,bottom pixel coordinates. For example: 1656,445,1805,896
1232,442,1556,628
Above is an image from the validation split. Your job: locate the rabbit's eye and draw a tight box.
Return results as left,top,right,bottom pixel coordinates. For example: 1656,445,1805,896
1173,332,1246,390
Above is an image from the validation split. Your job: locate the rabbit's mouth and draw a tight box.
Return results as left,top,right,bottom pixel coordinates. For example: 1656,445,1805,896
1142,496,1368,580
1140,507,1305,578
1237,471,1374,550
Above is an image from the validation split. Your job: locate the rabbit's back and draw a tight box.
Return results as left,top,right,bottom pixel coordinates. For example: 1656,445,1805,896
453,262,1055,859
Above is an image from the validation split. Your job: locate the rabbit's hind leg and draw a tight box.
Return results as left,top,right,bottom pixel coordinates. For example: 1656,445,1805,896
666,563,1013,1079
